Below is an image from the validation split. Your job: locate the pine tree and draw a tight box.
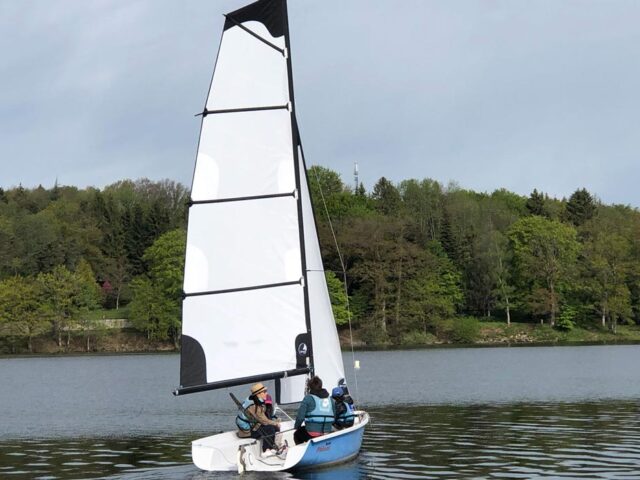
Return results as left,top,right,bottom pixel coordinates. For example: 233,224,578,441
526,189,546,216
372,177,401,216
565,188,596,226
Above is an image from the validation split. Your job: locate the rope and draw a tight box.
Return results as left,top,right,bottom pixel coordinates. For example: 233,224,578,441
275,405,293,421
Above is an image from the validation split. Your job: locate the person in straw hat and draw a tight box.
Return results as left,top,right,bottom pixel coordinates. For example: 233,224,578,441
235,383,283,456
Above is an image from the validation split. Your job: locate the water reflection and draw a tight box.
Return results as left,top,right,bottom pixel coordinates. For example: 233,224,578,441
2,401,640,479
363,402,640,479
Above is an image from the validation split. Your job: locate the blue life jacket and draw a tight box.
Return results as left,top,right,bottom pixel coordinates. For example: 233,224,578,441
305,394,334,434
335,401,355,428
236,397,256,431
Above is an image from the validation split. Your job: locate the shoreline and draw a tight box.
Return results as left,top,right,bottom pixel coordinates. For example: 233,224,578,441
2,336,640,358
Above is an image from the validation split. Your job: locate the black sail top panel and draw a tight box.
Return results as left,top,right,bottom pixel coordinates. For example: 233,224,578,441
224,0,285,38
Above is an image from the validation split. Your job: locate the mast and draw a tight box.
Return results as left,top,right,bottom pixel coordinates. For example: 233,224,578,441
283,0,314,377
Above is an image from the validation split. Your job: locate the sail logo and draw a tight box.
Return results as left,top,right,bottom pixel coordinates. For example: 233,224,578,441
297,343,308,356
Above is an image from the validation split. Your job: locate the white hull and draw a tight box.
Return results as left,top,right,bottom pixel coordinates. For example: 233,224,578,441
192,411,369,472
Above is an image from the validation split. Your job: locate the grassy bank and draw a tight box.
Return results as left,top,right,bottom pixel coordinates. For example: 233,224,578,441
3,316,640,355
476,321,640,345
0,329,174,355
341,320,640,349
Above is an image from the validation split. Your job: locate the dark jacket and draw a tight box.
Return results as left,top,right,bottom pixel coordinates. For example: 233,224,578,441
334,399,355,428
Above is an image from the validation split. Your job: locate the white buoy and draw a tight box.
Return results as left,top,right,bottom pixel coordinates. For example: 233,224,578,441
354,360,360,369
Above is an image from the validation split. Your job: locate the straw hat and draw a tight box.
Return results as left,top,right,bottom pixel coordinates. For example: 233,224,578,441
251,383,267,395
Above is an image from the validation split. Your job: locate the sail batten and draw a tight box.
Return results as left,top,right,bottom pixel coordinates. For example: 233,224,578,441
190,190,295,206
202,104,289,116
184,278,302,298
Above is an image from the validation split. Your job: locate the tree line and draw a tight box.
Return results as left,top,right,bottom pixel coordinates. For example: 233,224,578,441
0,171,639,352
0,180,187,352
308,168,640,344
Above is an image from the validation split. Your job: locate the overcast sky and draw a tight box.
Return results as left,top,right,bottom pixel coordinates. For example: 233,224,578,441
2,0,640,207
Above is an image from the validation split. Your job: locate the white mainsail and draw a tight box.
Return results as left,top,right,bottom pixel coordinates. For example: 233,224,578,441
177,0,344,403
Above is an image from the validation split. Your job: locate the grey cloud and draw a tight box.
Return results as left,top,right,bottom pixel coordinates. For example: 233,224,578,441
2,0,639,208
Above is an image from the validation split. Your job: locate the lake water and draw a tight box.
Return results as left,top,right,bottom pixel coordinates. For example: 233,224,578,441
1,345,640,479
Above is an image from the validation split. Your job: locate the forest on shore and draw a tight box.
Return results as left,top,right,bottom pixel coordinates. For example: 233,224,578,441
1,169,639,354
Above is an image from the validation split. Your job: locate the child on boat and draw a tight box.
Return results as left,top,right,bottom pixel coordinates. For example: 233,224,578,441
332,386,355,429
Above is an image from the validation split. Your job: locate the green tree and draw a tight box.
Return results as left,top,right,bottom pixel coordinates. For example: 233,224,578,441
340,215,406,343
526,189,547,216
400,244,463,339
399,178,444,244
556,305,577,331
308,165,344,200
91,191,129,308
440,187,480,268
38,266,77,347
37,264,100,348
508,216,580,325
13,213,60,275
0,276,50,352
129,276,176,341
325,270,350,326
491,231,516,325
0,216,15,277
565,188,596,226
581,226,633,331
128,229,186,347
74,260,103,350
123,203,148,275
490,188,528,217
372,177,402,216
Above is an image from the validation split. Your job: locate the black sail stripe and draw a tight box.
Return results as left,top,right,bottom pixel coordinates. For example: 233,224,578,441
224,0,285,38
224,14,285,55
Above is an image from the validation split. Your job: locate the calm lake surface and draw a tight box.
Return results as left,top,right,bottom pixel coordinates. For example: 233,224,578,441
2,345,640,479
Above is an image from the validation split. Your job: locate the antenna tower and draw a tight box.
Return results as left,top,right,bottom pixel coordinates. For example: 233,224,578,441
354,162,359,192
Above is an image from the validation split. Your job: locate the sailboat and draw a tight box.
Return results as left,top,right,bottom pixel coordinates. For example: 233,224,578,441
173,0,369,472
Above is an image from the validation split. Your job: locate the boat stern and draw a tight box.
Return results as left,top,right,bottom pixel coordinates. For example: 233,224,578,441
192,431,253,472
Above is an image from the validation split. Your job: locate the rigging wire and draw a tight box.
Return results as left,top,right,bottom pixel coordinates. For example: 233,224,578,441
298,140,360,404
